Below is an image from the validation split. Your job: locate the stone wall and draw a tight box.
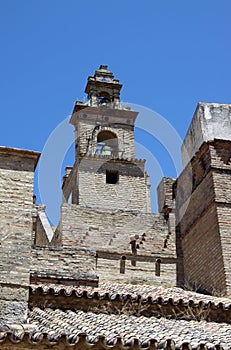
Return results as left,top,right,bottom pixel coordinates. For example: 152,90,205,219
0,147,40,324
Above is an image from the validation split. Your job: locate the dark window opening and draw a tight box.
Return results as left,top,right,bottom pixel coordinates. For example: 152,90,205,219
106,170,119,184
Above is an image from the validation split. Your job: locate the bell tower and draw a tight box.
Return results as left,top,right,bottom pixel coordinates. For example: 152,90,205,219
53,66,176,288
62,65,151,213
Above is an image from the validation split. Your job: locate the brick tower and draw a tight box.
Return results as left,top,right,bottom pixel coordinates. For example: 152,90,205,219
176,102,231,295
53,66,176,287
62,65,151,217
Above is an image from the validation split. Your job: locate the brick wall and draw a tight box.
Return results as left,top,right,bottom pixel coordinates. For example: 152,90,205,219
97,257,176,287
0,147,40,324
77,159,150,212
33,215,49,246
59,204,176,258
176,140,231,295
175,143,213,230
182,102,231,167
217,205,231,295
157,177,176,213
181,203,226,294
77,120,136,159
70,107,138,160
31,246,97,286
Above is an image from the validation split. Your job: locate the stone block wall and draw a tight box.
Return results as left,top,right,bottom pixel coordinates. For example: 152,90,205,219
0,147,40,324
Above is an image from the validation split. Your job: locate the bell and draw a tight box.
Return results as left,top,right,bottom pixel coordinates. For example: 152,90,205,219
101,145,112,156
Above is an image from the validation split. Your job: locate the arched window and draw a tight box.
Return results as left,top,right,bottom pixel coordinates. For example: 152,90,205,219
96,130,118,157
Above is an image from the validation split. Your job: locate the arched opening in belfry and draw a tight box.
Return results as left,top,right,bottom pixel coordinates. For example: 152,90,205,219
98,91,111,106
96,130,118,157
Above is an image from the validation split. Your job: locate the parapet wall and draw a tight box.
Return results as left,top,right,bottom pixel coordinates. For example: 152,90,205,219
96,256,176,287
182,102,231,166
31,246,98,286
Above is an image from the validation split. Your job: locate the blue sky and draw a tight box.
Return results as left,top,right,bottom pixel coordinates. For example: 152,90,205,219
0,1,230,224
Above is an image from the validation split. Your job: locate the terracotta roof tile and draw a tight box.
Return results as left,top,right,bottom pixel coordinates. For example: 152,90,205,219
30,281,231,309
24,307,231,348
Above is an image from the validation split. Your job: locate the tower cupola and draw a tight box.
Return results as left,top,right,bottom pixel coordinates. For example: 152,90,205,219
85,65,122,108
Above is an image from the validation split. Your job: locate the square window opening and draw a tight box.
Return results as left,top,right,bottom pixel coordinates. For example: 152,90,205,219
106,170,119,184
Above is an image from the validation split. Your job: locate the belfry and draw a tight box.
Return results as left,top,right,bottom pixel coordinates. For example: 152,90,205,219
61,65,151,212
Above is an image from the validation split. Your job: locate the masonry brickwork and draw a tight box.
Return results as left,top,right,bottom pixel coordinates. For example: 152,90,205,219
58,205,175,254
30,246,97,286
77,158,149,212
64,105,151,213
37,73,231,296
176,102,231,295
74,118,136,160
0,147,40,324
55,66,174,286
0,67,231,339
181,102,231,166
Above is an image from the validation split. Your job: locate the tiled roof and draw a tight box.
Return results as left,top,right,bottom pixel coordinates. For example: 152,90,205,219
29,307,231,348
1,307,230,349
1,283,231,349
30,282,231,309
